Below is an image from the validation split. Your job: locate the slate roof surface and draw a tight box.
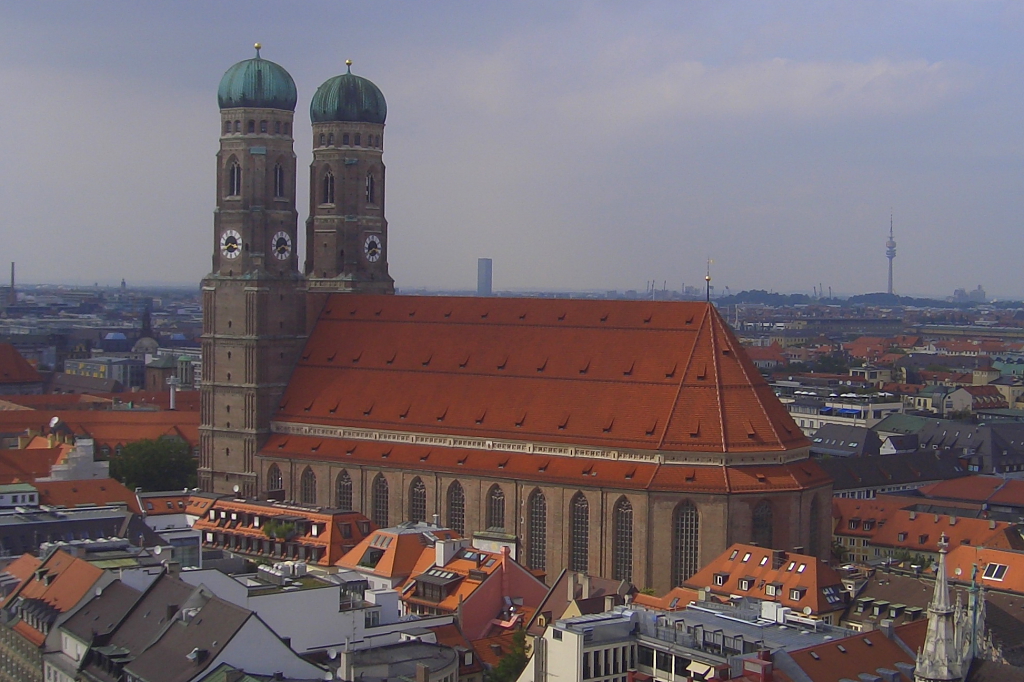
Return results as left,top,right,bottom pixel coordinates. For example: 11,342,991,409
277,296,807,455
810,424,881,457
817,450,965,492
61,579,142,641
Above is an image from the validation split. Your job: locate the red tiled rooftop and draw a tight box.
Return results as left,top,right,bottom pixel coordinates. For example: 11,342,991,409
0,344,42,385
276,296,807,455
36,478,142,514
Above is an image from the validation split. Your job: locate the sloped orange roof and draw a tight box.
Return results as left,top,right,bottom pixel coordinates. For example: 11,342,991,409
787,628,914,682
337,526,461,578
869,510,1007,553
0,410,199,448
36,478,142,513
945,545,1024,595
684,543,846,615
2,554,42,584
266,434,830,494
0,344,42,385
277,296,806,455
0,446,64,484
138,493,190,516
630,586,701,611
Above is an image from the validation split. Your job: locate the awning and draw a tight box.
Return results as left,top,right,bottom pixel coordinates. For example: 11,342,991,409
687,661,712,676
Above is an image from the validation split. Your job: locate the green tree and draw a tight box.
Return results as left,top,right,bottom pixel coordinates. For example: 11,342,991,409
109,438,197,492
485,628,528,682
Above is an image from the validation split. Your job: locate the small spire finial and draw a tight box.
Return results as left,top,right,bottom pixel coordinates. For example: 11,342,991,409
705,258,713,302
254,42,262,58
345,59,353,73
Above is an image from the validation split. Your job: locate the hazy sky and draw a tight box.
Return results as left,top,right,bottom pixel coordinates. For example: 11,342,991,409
2,2,1023,297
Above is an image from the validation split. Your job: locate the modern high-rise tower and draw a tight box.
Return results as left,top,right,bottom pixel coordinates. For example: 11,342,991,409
886,217,897,295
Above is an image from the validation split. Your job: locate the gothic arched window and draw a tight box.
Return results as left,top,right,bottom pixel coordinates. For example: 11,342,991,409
447,482,465,535
487,485,505,531
266,464,283,492
343,133,350,145
260,120,267,133
300,467,316,505
322,170,335,204
365,173,376,204
233,120,240,133
328,133,334,146
613,497,633,583
372,474,389,528
527,489,546,571
223,120,231,134
274,163,286,197
753,500,774,549
319,133,325,146
248,120,255,133
569,492,589,572
227,162,241,197
335,470,352,510
672,501,700,585
409,478,427,523
354,133,361,146
808,496,821,557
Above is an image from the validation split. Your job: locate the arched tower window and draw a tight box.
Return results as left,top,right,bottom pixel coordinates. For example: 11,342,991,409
447,482,465,535
343,133,350,145
300,467,316,505
335,471,352,510
365,173,376,204
319,133,325,146
283,122,290,135
223,120,231,134
808,496,821,557
612,497,633,583
266,464,283,492
328,133,334,146
233,120,240,133
274,121,281,134
409,478,427,523
247,120,255,133
487,485,505,531
322,170,335,204
672,501,700,585
274,164,285,198
227,162,241,197
372,474,389,528
569,492,589,572
527,489,546,571
260,120,267,133
752,500,774,549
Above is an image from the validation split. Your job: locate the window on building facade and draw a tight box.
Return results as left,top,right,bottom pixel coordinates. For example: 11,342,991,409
300,467,316,505
336,470,353,510
233,120,240,132
372,474,389,528
227,162,241,197
366,173,376,204
527,489,546,571
487,485,505,530
223,120,231,134
260,120,267,133
612,497,633,582
267,464,283,491
322,170,335,204
274,121,281,134
248,120,255,133
343,133,350,145
753,500,774,549
447,481,465,535
274,164,285,198
672,500,700,585
409,478,427,523
569,492,589,572
328,133,334,146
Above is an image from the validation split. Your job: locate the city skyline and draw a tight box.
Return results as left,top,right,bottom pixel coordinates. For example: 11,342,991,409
2,3,1023,296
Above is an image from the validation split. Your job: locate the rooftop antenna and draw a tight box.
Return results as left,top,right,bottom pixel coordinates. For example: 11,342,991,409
705,258,713,302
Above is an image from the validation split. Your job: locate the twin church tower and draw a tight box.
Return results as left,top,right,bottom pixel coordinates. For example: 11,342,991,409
199,46,393,494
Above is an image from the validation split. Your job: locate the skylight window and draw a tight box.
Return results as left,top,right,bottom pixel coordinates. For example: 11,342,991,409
787,562,796,572
983,563,1008,581
730,550,739,560
797,563,807,574
759,556,769,566
742,553,751,563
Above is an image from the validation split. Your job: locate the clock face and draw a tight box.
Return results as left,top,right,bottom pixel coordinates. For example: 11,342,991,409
220,230,241,259
272,231,292,260
364,235,383,263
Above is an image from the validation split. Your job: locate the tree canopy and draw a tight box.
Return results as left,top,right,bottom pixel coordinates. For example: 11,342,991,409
485,629,528,682
109,438,197,492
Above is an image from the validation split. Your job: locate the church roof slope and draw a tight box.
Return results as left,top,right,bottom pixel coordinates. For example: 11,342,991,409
277,296,807,456
0,343,41,386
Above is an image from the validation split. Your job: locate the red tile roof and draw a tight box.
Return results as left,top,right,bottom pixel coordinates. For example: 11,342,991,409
337,526,461,578
787,627,915,682
0,447,64,484
0,344,42,385
36,478,142,513
276,296,807,455
684,543,846,615
0,410,199,448
944,545,1024,595
266,434,831,494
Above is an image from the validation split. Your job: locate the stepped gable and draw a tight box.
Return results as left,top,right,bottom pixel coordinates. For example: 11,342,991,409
277,295,807,456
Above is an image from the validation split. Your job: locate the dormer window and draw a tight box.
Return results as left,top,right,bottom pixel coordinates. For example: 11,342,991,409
713,572,729,586
789,588,806,601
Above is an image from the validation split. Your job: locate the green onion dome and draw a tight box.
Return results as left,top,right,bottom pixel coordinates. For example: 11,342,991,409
218,44,297,111
310,61,387,124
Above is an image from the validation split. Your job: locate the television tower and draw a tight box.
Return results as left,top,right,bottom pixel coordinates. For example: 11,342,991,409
886,216,896,295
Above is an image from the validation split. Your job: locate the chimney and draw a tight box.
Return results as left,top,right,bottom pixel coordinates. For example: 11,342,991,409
604,595,616,612
949,516,957,526
416,663,430,682
876,669,900,682
989,520,996,529
772,550,786,570
581,574,591,599
792,546,804,555
909,511,917,520
879,618,895,639
432,513,440,527
567,572,577,601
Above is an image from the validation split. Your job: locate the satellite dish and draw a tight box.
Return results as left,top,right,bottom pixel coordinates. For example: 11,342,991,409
232,484,240,494
328,648,338,660
955,567,962,576
48,416,60,429
154,546,162,555
803,606,812,616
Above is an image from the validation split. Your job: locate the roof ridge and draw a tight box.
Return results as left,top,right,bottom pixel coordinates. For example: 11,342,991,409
658,304,712,449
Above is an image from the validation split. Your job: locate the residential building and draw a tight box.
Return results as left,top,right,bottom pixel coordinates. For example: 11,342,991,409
335,641,459,682
682,544,848,623
948,385,1009,413
192,497,374,567
809,424,881,457
819,451,965,499
783,393,903,436
525,570,635,648
336,522,463,591
63,356,144,390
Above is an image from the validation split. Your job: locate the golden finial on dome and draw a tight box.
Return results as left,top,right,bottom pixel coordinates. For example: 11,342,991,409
346,59,353,73
254,42,262,57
